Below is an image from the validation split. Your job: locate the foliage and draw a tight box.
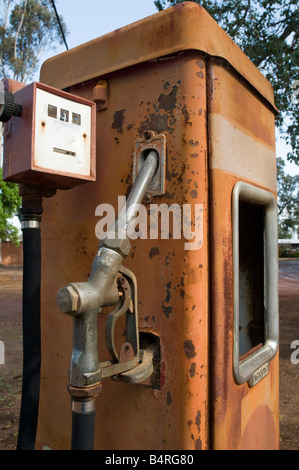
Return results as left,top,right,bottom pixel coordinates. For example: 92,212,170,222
278,245,299,258
0,168,21,244
277,157,299,238
0,0,68,82
154,0,299,166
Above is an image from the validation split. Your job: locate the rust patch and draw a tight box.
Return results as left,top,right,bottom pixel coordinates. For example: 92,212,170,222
138,82,181,136
164,252,174,266
184,339,197,359
112,109,126,133
190,189,198,199
138,112,171,135
195,410,201,432
189,363,196,377
196,71,204,79
167,391,172,406
194,410,202,449
157,85,179,113
162,301,172,318
195,438,202,450
197,59,205,69
181,104,190,124
149,246,160,258
164,281,171,303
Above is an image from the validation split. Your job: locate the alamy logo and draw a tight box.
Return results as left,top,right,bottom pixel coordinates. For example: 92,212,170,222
95,196,203,251
0,340,5,365
290,340,299,365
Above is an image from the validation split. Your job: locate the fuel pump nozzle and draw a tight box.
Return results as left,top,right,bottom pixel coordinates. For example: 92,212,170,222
56,150,159,449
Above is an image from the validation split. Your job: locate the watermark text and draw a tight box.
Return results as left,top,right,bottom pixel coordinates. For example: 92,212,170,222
95,196,203,251
0,340,5,365
290,340,299,365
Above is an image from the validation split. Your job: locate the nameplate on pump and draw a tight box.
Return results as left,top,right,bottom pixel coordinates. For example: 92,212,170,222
249,362,269,387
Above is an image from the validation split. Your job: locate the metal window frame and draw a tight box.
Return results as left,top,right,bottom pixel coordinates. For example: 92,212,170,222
232,181,279,386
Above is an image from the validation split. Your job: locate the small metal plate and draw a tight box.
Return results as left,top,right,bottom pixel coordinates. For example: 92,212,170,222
248,362,269,387
133,131,166,197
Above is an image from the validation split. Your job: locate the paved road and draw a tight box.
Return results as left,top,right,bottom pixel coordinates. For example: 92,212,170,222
279,259,299,290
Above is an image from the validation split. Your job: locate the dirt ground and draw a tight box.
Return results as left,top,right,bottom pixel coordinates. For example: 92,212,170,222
277,259,299,451
0,260,298,451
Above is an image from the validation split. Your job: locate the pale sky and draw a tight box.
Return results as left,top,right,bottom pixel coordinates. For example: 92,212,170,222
36,0,158,69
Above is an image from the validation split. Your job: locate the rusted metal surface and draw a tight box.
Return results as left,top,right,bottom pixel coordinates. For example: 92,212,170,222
36,4,278,450
207,61,279,449
37,49,209,451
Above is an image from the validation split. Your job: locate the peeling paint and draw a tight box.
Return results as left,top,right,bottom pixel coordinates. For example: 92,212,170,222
138,112,172,136
157,85,179,113
181,104,190,124
184,340,197,359
195,410,201,432
149,246,160,258
189,363,196,377
112,109,126,133
195,438,202,450
196,71,204,79
189,139,199,147
167,391,173,406
197,59,205,69
194,410,202,449
165,281,171,303
162,301,172,318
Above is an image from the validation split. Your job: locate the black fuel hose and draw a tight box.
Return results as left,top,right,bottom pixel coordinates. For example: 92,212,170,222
71,400,96,450
17,225,41,450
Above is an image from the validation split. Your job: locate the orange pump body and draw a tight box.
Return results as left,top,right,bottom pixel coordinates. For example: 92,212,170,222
37,3,279,450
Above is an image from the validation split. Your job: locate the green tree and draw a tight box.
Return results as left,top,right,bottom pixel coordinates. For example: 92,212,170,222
0,168,21,244
0,0,68,82
0,0,67,245
277,157,299,238
154,0,299,166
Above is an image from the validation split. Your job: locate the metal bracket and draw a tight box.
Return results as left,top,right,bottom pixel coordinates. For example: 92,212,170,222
133,131,166,199
232,181,279,386
120,344,156,384
81,266,155,387
105,267,139,363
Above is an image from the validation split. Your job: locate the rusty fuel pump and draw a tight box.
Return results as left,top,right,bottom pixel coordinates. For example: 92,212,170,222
2,79,160,449
1,79,97,450
2,4,281,450
56,150,160,450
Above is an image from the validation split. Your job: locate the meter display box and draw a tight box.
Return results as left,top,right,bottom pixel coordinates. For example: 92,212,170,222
3,82,96,189
37,3,279,450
